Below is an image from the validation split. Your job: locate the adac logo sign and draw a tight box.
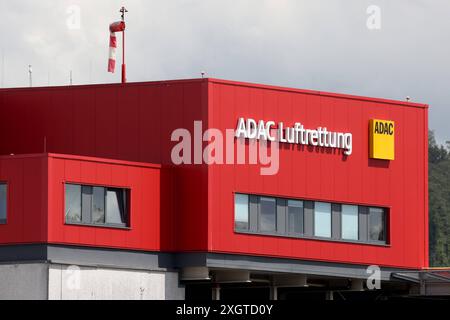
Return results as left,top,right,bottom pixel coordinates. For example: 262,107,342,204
369,119,395,160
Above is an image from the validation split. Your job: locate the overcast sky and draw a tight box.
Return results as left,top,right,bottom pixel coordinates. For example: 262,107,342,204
1,0,449,143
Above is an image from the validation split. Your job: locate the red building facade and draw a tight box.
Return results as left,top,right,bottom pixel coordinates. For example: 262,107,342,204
0,78,429,299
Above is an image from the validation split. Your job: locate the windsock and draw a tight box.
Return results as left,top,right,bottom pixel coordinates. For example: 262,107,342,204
108,21,126,73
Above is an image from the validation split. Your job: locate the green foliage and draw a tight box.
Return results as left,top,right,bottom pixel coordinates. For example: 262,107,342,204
429,131,450,266
429,132,449,164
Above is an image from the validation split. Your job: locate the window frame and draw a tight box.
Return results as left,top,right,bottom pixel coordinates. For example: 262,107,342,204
233,192,389,246
64,182,131,229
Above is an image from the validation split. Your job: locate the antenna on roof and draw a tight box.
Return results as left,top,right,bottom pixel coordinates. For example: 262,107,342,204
406,96,411,102
89,60,92,84
28,65,33,87
201,71,206,78
1,49,4,88
70,70,73,85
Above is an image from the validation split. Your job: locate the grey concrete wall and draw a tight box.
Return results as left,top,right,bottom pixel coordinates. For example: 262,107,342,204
165,271,185,300
0,263,184,300
0,263,48,300
48,264,185,300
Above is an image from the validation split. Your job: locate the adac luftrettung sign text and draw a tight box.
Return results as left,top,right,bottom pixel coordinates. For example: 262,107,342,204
235,118,353,156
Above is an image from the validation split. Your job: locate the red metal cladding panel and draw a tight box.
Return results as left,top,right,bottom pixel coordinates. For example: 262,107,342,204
117,85,140,161
0,80,208,163
207,80,428,269
138,85,163,163
0,80,210,252
71,88,96,156
0,91,48,155
0,155,48,244
94,87,119,159
47,90,74,155
423,110,429,267
47,154,162,251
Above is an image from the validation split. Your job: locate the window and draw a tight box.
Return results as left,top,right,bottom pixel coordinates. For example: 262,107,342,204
369,207,386,242
0,184,7,224
65,183,129,228
65,184,81,223
106,188,128,225
259,197,276,232
234,193,388,245
342,205,358,240
234,194,249,231
287,200,303,234
92,187,105,224
314,202,331,238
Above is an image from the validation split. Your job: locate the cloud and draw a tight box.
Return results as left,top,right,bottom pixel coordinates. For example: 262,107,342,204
0,0,449,142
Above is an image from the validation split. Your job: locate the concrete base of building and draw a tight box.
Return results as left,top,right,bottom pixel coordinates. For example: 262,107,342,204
1,244,447,300
0,263,184,300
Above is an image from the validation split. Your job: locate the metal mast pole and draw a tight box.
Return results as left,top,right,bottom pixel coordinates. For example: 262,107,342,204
120,6,128,84
28,65,33,87
1,49,4,88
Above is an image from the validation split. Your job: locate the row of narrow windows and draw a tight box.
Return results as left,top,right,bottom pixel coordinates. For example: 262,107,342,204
1,182,388,247
235,194,388,244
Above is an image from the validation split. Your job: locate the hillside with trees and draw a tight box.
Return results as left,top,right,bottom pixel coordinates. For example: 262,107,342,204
429,131,450,266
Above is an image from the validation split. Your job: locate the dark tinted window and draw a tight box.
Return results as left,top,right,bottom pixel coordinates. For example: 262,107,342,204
92,187,105,224
106,188,128,225
287,200,303,234
369,208,386,242
259,197,276,232
0,184,7,224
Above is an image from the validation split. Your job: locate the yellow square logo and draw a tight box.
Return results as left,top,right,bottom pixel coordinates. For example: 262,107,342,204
369,119,395,160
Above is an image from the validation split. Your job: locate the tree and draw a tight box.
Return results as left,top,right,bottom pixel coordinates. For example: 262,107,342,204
429,131,448,164
428,131,450,266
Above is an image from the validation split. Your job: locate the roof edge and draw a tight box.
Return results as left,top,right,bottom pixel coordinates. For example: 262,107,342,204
0,77,428,109
0,152,162,169
207,78,429,109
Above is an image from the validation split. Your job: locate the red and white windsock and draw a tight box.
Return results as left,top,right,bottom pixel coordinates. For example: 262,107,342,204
108,21,126,73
